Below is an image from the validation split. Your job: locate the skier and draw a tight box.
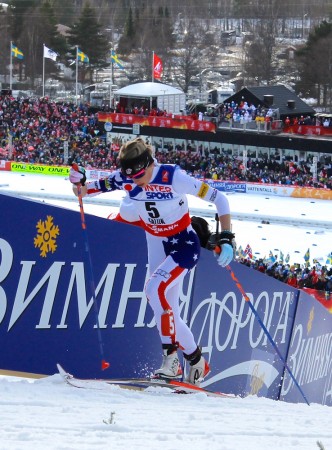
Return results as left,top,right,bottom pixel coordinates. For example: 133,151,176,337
69,137,235,385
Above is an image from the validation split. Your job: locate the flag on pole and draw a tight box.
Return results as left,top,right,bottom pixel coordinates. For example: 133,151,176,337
268,251,276,263
153,53,163,79
77,48,89,63
304,248,310,262
111,50,124,69
44,45,58,61
236,245,245,258
279,251,284,263
326,252,332,265
11,43,24,59
244,244,253,259
285,253,290,263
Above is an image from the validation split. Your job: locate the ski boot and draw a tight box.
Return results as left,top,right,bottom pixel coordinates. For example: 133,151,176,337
154,344,182,379
184,346,210,385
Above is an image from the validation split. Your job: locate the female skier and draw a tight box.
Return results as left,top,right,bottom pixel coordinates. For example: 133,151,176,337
69,137,235,385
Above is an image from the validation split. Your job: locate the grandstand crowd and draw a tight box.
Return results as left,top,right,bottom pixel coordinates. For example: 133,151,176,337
0,95,331,189
0,94,331,297
193,215,332,299
239,257,332,299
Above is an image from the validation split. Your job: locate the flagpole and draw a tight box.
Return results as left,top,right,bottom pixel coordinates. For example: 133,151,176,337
110,48,114,110
42,44,45,97
9,41,12,91
151,51,155,111
75,46,78,106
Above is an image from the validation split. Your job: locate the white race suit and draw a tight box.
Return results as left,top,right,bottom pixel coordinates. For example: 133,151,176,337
86,162,230,355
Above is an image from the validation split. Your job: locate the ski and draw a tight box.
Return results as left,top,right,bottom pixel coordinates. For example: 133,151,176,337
57,364,235,398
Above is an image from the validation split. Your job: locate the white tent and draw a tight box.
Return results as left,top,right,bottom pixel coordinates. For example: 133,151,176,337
114,82,186,114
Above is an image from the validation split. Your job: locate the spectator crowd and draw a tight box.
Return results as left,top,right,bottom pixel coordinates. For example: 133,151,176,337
239,257,332,300
0,94,331,190
0,93,331,295
155,147,332,189
194,216,332,298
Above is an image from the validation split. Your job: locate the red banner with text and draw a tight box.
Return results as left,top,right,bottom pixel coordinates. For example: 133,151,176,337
98,112,216,133
284,124,332,136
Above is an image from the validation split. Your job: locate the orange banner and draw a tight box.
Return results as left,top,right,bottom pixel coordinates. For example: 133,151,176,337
98,112,216,133
291,187,332,200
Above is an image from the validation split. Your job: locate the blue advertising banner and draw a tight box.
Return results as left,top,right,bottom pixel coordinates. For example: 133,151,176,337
1,192,331,405
280,289,332,406
205,180,247,193
0,192,161,379
191,252,299,400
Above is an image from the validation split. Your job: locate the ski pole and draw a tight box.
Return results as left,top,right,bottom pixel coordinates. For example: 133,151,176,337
225,264,310,406
72,164,109,371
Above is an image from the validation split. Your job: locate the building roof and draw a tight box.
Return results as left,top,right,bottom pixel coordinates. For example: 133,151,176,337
225,84,315,117
115,82,184,97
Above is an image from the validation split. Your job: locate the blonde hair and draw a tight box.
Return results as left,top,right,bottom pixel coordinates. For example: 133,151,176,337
119,138,153,162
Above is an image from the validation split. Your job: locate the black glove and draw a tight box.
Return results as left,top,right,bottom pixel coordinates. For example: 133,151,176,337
217,230,236,248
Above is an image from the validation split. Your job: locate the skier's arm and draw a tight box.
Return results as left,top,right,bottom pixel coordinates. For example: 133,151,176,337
173,168,235,266
69,166,122,198
172,167,231,222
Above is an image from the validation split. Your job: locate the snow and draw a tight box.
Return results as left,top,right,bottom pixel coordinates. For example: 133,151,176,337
0,373,331,450
0,171,332,449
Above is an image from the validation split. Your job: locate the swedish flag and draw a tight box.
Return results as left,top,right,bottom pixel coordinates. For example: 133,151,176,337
111,50,124,69
236,245,245,258
326,252,332,265
77,48,89,63
11,43,24,60
304,248,310,262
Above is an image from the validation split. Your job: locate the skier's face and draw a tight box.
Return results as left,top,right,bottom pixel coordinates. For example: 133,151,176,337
132,163,154,188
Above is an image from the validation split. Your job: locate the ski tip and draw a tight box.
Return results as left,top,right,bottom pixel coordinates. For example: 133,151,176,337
56,363,66,376
56,363,73,380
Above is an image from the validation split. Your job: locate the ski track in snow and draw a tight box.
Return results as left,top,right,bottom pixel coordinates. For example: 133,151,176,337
0,374,331,450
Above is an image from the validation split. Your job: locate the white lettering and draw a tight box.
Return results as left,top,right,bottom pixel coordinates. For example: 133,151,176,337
190,289,293,362
9,261,65,330
58,262,121,329
281,324,332,396
0,239,13,323
113,264,149,328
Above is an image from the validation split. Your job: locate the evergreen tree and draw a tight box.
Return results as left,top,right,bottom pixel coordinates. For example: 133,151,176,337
7,0,66,86
0,5,11,84
40,1,68,56
67,2,110,82
51,0,76,27
117,6,135,54
8,0,37,41
296,20,332,106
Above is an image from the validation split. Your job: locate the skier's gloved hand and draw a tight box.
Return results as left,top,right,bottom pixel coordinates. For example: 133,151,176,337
69,164,86,186
214,230,236,268
217,243,234,267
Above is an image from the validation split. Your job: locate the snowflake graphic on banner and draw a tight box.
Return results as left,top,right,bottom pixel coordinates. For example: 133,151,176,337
34,215,60,257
